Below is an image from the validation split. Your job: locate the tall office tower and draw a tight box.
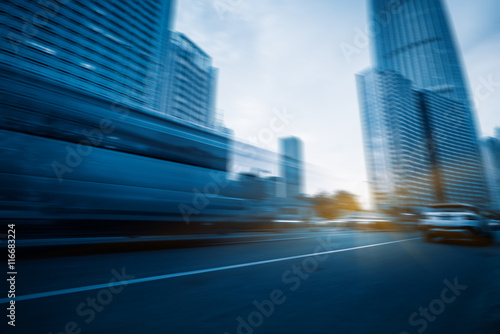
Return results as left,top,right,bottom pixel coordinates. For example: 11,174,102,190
357,69,435,210
363,0,489,207
0,0,174,111
279,137,304,199
481,137,500,210
421,90,488,204
161,32,218,128
370,0,471,106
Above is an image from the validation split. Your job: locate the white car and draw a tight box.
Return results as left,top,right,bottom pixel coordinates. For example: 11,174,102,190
421,203,493,244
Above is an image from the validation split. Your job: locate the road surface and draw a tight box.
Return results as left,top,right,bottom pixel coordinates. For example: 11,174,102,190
4,230,500,333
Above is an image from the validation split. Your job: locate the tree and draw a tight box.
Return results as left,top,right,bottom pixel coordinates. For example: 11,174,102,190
331,190,362,212
310,192,337,219
310,190,361,219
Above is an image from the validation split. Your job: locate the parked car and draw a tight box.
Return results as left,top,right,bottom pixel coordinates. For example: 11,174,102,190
420,203,493,244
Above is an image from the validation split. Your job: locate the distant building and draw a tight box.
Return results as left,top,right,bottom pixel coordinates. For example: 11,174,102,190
230,140,279,177
1,0,175,112
357,69,435,211
264,176,286,198
481,137,500,210
161,32,218,128
279,137,304,198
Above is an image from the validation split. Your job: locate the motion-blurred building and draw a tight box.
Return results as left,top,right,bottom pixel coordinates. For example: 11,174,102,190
0,1,245,224
419,90,487,205
279,137,304,199
1,0,175,112
161,32,218,128
481,136,500,210
357,69,435,210
358,0,489,209
370,0,473,109
264,176,286,199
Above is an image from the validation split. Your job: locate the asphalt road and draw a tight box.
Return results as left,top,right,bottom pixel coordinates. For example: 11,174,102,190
4,230,500,334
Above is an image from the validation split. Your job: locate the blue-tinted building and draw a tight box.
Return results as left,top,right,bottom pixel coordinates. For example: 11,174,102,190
370,0,471,107
279,137,304,199
359,0,489,208
161,32,218,128
1,0,175,112
357,69,435,210
481,135,500,210
419,90,488,205
0,1,250,223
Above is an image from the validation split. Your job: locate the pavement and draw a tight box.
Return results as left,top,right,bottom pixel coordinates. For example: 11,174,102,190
3,230,500,333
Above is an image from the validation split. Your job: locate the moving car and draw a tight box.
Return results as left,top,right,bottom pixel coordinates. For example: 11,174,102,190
421,203,493,244
484,210,500,231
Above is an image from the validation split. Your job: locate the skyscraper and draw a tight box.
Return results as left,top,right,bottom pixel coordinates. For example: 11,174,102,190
370,0,471,106
279,137,304,198
420,90,487,204
369,0,482,145
357,69,435,210
358,0,489,208
161,32,218,128
481,137,500,210
1,0,175,112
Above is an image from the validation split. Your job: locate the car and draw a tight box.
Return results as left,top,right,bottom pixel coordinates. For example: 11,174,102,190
420,203,493,244
483,210,500,231
489,219,500,231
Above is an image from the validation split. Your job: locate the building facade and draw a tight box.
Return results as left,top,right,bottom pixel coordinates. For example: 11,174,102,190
420,90,488,205
1,0,174,112
357,69,435,210
279,137,304,199
359,0,489,208
161,32,218,128
481,136,500,210
370,0,471,107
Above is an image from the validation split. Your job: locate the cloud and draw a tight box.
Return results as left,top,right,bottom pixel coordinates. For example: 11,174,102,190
174,0,499,202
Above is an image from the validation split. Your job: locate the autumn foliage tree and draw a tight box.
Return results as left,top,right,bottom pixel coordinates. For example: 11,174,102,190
310,190,361,219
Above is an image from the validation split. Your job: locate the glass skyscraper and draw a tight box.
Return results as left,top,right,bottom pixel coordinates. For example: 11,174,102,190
357,69,435,210
279,136,304,198
420,90,487,204
370,0,470,106
161,32,218,128
0,0,240,223
1,0,174,112
481,136,500,210
358,0,489,209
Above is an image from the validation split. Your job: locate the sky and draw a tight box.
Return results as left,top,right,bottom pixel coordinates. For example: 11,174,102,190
174,0,500,207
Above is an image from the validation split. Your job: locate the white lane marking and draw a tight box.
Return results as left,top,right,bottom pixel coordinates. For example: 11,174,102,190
216,231,366,245
1,237,421,304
